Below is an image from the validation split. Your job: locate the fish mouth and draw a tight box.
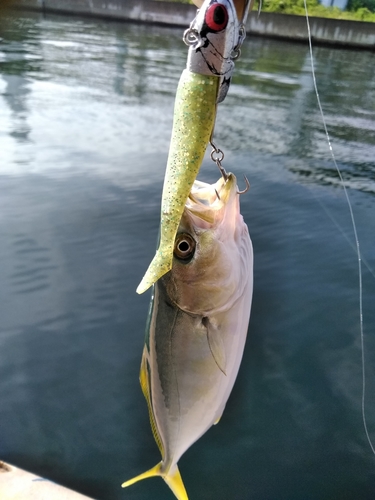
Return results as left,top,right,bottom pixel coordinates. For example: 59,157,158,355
185,173,237,227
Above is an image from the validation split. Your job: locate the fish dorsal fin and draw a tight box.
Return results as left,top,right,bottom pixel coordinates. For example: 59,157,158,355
139,349,165,458
203,317,227,376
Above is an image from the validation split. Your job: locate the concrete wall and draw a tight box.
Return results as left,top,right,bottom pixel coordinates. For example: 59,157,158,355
11,0,375,49
12,0,197,26
1,462,94,500
248,11,375,48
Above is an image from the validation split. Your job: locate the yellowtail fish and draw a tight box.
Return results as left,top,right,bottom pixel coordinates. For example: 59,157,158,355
136,0,252,294
123,174,253,499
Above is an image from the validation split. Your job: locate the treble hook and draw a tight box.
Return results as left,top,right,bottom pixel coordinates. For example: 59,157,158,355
237,175,250,195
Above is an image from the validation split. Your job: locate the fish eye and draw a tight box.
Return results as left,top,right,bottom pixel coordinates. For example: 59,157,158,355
174,234,196,262
205,3,228,32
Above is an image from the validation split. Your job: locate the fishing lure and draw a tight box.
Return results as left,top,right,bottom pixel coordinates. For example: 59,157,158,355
136,0,252,294
123,174,253,499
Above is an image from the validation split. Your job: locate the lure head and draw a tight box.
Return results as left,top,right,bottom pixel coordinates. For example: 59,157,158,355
185,0,252,102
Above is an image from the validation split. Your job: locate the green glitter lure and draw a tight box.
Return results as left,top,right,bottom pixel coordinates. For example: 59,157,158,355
136,0,252,295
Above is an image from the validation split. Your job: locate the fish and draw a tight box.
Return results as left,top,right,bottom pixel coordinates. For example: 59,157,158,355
123,173,253,499
136,0,253,295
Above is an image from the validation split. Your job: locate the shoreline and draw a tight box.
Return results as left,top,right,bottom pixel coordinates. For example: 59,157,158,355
10,0,375,49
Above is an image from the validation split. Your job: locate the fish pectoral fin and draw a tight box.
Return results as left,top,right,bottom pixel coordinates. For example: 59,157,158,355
137,248,173,294
122,463,189,500
204,318,227,376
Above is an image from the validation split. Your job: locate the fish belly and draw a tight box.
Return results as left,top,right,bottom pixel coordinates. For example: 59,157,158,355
148,276,251,469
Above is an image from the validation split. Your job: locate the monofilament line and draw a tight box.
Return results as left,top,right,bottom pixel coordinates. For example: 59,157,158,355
303,0,375,456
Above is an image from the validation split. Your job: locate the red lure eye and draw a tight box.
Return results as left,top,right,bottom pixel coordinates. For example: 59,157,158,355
205,3,228,32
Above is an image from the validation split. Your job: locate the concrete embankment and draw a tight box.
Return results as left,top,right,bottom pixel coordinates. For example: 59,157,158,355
0,461,94,500
11,0,375,49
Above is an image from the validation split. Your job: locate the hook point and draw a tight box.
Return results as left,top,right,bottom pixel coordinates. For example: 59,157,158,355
237,175,250,195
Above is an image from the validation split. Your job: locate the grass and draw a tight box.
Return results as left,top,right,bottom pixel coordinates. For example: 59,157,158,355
157,0,375,22
259,0,375,21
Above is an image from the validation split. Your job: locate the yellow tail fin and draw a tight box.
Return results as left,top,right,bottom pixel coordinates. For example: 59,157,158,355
122,462,188,500
163,466,188,500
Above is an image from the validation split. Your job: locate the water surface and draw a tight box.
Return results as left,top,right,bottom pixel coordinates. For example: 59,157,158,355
0,10,375,500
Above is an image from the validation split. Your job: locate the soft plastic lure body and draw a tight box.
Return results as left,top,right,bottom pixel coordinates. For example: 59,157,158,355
137,70,218,293
136,0,252,294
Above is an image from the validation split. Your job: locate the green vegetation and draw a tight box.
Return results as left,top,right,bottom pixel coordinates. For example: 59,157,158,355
257,0,375,21
347,0,375,12
160,0,375,21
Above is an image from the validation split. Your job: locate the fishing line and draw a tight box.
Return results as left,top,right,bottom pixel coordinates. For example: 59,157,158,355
303,0,375,456
314,196,375,280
